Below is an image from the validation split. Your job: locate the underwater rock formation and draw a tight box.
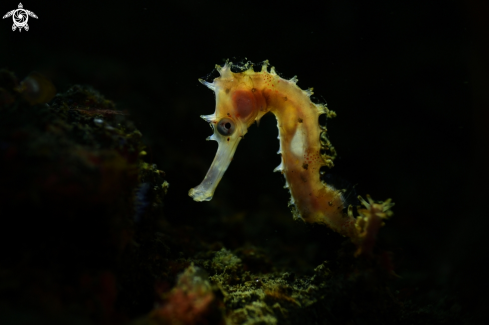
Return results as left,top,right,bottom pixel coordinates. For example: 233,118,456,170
0,69,167,323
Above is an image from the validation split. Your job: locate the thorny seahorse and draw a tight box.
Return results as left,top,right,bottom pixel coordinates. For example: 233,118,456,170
189,60,394,256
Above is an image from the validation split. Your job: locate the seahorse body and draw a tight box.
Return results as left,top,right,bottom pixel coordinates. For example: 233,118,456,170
189,61,393,255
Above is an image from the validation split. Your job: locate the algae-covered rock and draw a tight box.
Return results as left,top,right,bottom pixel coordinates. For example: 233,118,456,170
147,264,224,325
0,69,167,324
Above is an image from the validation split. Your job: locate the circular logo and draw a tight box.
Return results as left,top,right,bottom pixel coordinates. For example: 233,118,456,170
13,9,28,28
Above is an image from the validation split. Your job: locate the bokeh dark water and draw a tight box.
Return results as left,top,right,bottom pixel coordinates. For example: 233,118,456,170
1,0,487,321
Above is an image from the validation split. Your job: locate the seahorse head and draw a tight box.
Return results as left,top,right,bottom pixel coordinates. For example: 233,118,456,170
189,61,263,201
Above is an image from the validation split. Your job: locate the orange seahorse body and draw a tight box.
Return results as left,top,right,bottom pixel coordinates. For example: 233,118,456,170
189,61,393,256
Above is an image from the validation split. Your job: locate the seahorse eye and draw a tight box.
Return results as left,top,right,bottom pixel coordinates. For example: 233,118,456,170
217,118,235,136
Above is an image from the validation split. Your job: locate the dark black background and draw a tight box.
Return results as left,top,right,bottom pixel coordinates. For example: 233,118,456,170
1,0,487,320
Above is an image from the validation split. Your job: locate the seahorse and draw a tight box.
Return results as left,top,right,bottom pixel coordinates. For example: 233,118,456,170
189,60,394,256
